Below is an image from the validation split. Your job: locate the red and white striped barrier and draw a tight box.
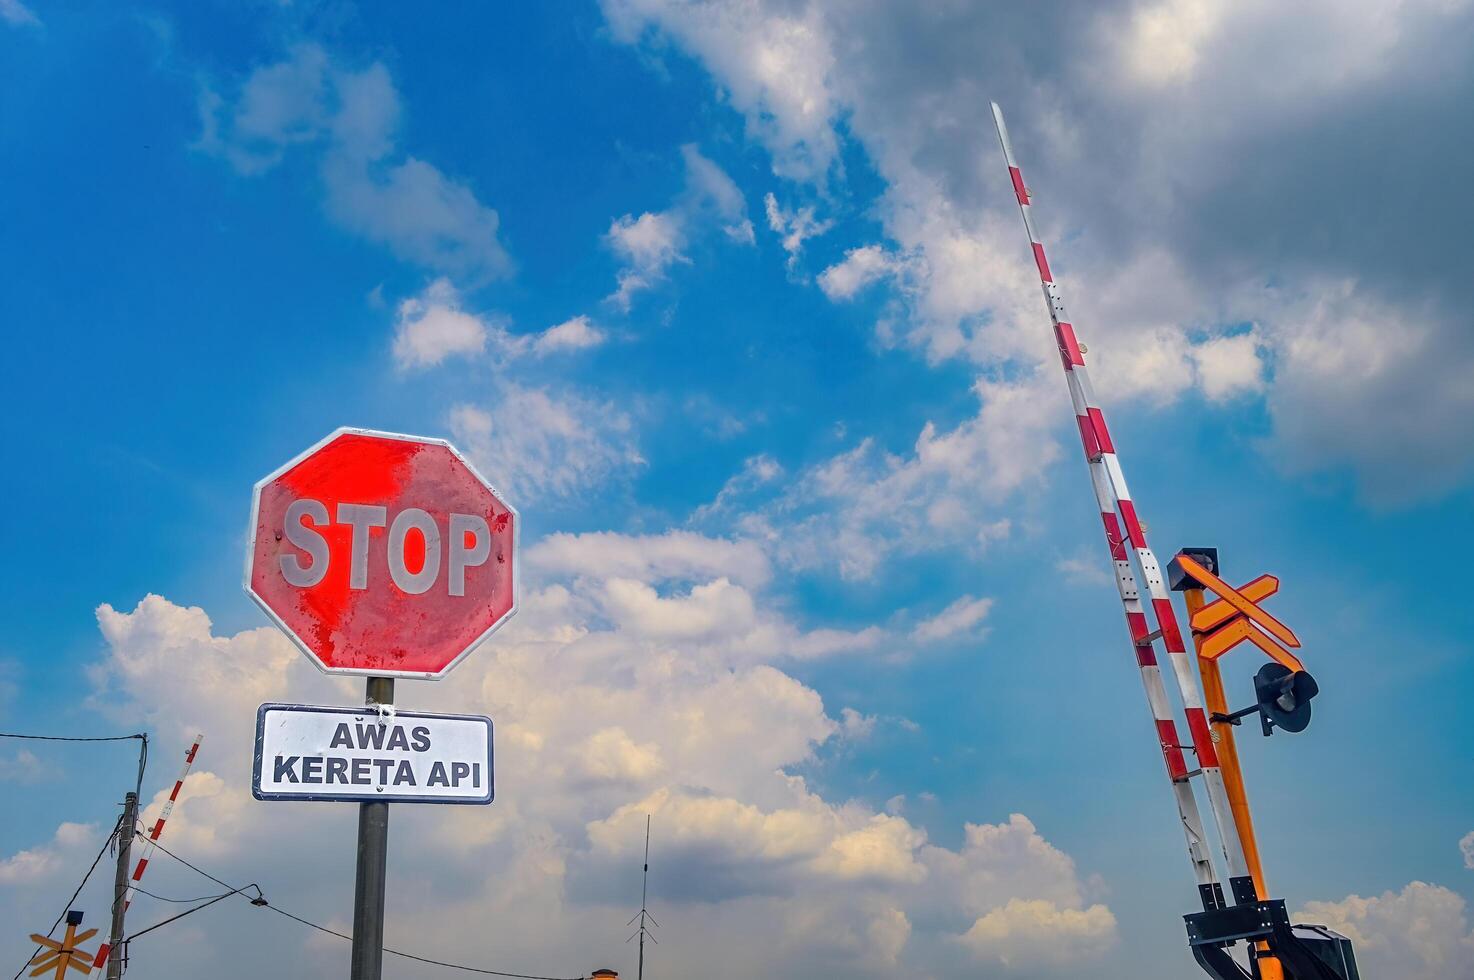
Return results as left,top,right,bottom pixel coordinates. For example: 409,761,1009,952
93,734,204,969
990,104,1253,910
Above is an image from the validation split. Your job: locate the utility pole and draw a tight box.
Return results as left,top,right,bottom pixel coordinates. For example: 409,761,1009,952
106,793,137,980
351,676,393,980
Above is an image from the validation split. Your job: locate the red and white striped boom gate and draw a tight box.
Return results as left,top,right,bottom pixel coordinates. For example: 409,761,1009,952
990,105,1356,978
989,107,1356,980
989,103,1250,911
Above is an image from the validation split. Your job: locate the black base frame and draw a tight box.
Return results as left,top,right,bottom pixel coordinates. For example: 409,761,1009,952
1186,899,1358,980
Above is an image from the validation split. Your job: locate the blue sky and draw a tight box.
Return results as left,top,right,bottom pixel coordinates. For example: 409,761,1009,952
3,2,1473,978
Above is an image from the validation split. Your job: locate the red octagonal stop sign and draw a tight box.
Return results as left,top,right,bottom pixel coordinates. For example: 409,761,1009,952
245,428,518,678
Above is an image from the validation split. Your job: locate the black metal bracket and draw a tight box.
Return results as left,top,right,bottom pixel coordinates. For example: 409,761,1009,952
1210,703,1277,737
1185,900,1354,980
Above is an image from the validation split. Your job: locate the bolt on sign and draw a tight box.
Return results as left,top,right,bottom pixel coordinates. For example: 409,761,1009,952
253,704,493,804
245,428,518,679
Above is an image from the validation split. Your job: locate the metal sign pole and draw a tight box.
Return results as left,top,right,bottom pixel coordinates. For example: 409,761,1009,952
350,676,393,980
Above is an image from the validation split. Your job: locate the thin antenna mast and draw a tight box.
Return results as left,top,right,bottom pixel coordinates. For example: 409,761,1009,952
626,815,657,980
989,104,1257,912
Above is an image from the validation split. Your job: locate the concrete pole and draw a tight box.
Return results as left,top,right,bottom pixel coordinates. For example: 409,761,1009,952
106,792,138,980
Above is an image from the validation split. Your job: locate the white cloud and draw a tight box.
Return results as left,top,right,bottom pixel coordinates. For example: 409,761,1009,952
682,143,755,243
911,595,993,644
1255,280,1474,503
1114,0,1228,86
765,192,833,269
603,0,1474,500
1462,830,1474,870
605,144,753,309
0,747,45,782
959,898,1117,968
0,823,96,884
392,278,490,369
200,45,510,281
1057,554,1111,586
734,375,1059,579
323,155,511,280
603,0,841,181
606,210,687,310
601,576,758,641
448,386,644,502
576,727,666,783
528,529,773,589
1297,881,1474,980
29,545,1112,978
391,282,603,370
690,453,784,524
837,707,877,740
1,0,41,27
1190,329,1264,401
533,315,606,355
1109,0,1473,100
818,244,901,301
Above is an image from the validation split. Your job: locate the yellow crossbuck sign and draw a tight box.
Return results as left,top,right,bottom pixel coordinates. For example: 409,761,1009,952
27,915,97,979
1174,554,1304,671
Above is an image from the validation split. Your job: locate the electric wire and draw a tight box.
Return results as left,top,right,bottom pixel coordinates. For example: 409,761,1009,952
10,815,123,980
0,729,148,796
132,885,237,904
124,885,262,943
145,839,585,980
0,732,147,742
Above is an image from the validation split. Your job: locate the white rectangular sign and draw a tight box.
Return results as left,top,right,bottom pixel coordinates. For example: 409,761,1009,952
253,703,493,804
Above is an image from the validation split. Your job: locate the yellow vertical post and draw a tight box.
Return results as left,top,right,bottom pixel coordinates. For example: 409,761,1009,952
1186,587,1282,980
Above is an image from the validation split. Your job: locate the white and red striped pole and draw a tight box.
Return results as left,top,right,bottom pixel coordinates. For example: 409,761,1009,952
93,734,204,970
990,104,1255,910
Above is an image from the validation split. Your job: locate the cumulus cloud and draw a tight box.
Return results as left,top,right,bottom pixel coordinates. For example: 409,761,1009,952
199,45,511,282
3,529,1116,978
959,897,1117,968
1297,881,1474,980
448,386,644,502
1462,830,1474,870
605,144,753,309
602,0,1474,501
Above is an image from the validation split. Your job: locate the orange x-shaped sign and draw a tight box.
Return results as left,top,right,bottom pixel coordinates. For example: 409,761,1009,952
28,921,97,979
1175,555,1305,673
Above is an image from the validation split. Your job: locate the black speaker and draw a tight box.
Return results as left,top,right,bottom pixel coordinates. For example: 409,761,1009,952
1254,663,1319,734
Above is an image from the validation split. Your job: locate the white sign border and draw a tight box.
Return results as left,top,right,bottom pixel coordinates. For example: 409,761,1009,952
251,702,495,805
243,426,521,680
